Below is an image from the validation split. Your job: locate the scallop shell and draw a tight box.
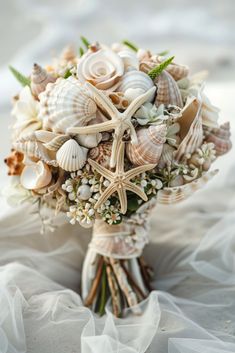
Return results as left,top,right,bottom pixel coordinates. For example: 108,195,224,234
39,77,97,133
56,139,87,171
20,161,52,190
108,92,129,110
4,150,24,176
175,97,203,161
126,125,167,166
117,71,154,97
157,169,218,204
31,63,56,97
205,122,232,156
118,50,139,71
155,70,183,108
88,142,112,168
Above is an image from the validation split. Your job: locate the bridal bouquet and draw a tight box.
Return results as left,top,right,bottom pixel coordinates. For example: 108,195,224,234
5,37,232,316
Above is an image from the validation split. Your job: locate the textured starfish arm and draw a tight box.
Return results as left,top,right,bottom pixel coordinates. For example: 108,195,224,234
67,120,115,135
117,186,128,214
88,158,114,181
85,82,119,118
124,86,156,119
126,121,138,144
115,141,125,173
125,182,148,202
94,183,117,210
125,164,156,180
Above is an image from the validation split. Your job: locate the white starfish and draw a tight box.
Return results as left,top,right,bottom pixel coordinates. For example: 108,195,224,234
67,82,156,167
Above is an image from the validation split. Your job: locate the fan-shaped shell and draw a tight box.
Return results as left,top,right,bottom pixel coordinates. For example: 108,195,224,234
88,142,112,168
56,139,87,171
175,97,203,161
205,122,232,156
31,63,56,97
39,77,97,133
20,161,52,190
155,70,183,108
126,125,167,166
118,50,139,71
118,71,154,96
157,170,218,204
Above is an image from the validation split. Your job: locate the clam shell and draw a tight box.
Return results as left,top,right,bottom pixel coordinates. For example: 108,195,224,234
205,122,232,156
118,50,139,71
126,125,167,166
175,97,203,161
155,70,183,108
75,133,102,148
117,71,154,98
31,63,56,97
56,139,87,171
157,170,218,204
20,161,52,190
88,142,112,168
39,77,97,133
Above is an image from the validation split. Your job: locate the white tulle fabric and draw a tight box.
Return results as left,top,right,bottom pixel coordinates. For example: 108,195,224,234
0,0,235,352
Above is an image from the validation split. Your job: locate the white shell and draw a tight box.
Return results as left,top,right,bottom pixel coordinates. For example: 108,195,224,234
205,122,232,156
31,63,56,97
20,161,52,190
77,48,124,91
77,185,92,200
56,139,87,171
155,70,183,108
201,92,219,128
75,133,102,148
158,143,176,168
126,125,167,166
118,71,154,98
39,77,97,133
157,170,218,204
118,50,139,71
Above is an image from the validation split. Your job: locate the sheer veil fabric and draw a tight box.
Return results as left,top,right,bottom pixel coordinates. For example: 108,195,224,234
0,1,235,352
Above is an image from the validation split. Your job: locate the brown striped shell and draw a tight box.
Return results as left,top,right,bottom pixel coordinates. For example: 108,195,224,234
31,63,56,97
205,122,232,156
88,142,113,168
126,125,167,166
155,71,183,108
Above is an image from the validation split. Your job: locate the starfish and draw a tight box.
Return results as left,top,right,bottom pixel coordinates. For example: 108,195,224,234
88,142,155,214
67,82,156,167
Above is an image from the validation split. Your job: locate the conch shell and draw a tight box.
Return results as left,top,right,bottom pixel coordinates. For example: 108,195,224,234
77,48,124,91
56,139,87,171
4,150,25,176
175,97,203,161
20,161,52,190
157,170,218,204
126,125,167,166
205,122,232,156
31,63,56,97
155,70,183,108
39,77,97,133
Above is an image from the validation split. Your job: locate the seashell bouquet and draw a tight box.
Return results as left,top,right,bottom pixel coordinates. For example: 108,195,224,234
5,37,232,316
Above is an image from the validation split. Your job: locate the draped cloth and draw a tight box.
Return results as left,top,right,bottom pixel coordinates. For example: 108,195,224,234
0,1,235,352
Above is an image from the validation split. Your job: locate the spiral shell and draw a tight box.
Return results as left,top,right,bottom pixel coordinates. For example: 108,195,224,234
39,77,97,133
77,48,124,90
88,142,112,168
126,125,167,166
20,161,52,190
118,71,154,96
31,63,56,97
155,70,183,108
175,97,203,161
157,170,218,204
118,50,139,71
205,122,232,156
56,139,87,171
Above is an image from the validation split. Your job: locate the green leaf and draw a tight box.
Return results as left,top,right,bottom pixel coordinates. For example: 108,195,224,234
9,66,31,87
122,40,138,52
79,46,85,57
80,36,90,49
64,69,72,79
157,50,169,56
148,56,175,80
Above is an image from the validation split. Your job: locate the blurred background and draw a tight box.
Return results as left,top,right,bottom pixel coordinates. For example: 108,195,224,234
0,0,234,181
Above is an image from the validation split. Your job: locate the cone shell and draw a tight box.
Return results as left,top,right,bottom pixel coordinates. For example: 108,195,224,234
157,169,218,204
56,139,87,171
205,122,232,156
88,142,112,168
155,70,183,108
118,70,154,95
4,150,24,176
20,161,52,190
126,125,167,166
31,63,56,97
39,77,97,133
175,97,203,161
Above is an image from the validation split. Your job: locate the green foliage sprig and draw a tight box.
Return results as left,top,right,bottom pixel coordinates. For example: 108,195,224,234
122,40,138,52
148,56,175,80
9,66,31,87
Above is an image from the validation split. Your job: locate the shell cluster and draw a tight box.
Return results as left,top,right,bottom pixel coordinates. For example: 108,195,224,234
6,38,232,228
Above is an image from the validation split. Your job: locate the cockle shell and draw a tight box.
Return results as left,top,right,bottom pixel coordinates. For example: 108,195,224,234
118,50,139,71
4,150,24,176
205,122,232,156
56,139,87,171
77,185,92,200
126,125,167,166
20,161,52,190
77,48,124,91
118,71,154,98
88,142,112,168
39,77,97,133
108,92,129,110
31,63,56,97
157,169,218,204
155,70,183,108
175,97,203,161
